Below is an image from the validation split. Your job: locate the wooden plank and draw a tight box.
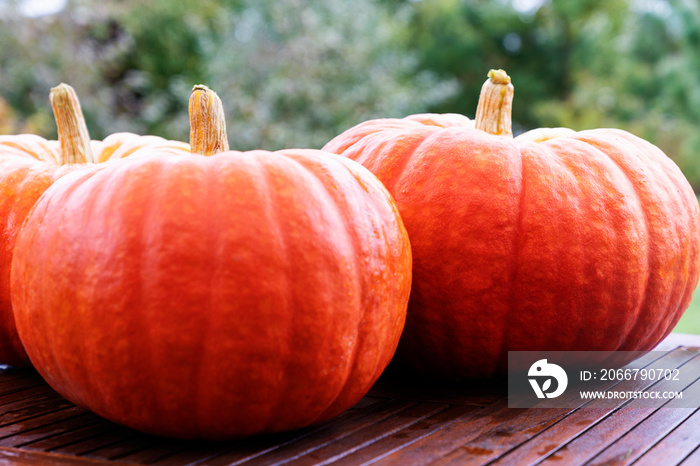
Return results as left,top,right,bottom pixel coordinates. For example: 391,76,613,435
50,427,140,456
89,397,390,464
330,404,476,466
0,384,56,405
139,443,230,466
0,405,89,442
0,373,47,395
82,434,180,463
200,399,421,466
0,388,75,427
680,445,700,465
528,352,700,465
280,402,451,466
379,347,693,465
0,333,691,465
0,445,121,465
586,378,700,465
0,411,100,447
374,399,567,465
487,347,700,465
207,405,476,466
634,409,700,466
203,402,448,466
23,422,118,452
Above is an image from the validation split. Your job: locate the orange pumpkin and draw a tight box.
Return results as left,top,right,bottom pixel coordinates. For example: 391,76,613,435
323,69,700,378
11,86,411,439
0,84,187,367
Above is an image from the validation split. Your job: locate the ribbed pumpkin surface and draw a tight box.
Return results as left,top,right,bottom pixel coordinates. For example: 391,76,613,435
11,149,411,439
0,130,187,367
323,115,700,378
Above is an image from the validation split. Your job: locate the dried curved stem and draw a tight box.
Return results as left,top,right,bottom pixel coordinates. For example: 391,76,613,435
474,69,514,137
50,84,96,164
189,85,229,156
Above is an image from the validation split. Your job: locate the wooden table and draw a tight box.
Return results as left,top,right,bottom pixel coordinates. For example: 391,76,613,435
0,333,699,465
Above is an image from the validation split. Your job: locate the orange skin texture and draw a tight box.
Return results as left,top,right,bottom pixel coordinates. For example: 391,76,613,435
0,133,187,367
11,149,411,439
323,116,700,379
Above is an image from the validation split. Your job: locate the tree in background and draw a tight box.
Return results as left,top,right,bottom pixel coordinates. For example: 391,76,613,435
396,0,700,189
202,0,457,150
0,0,455,149
394,0,628,130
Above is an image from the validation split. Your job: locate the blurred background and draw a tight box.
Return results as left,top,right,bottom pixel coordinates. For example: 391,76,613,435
1,0,700,333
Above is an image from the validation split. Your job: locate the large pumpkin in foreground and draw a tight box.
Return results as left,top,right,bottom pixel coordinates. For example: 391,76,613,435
323,69,700,379
0,85,188,367
11,86,411,439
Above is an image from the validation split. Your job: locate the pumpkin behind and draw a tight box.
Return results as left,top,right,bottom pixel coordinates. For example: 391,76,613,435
323,70,700,378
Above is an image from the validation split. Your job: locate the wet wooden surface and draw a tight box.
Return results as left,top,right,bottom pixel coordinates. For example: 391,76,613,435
0,333,699,465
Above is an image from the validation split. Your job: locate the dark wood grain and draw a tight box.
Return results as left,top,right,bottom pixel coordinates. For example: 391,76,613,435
633,408,700,466
531,352,700,465
0,445,120,464
585,381,700,465
680,444,700,465
0,411,100,448
329,404,475,466
198,399,419,466
485,347,700,465
0,333,695,465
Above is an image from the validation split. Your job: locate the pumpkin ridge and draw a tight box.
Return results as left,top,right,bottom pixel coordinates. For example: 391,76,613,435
0,135,58,164
502,141,584,354
15,166,104,404
548,137,649,349
0,162,56,365
133,157,182,425
249,153,295,431
68,160,165,421
347,127,431,186
372,125,463,197
586,134,690,347
190,158,219,436
324,119,426,155
71,169,113,408
275,150,406,422
571,136,651,351
81,156,211,434
80,166,147,412
298,155,368,424
574,133,700,351
500,142,526,371
335,159,391,386
591,130,700,329
323,156,409,420
223,150,365,431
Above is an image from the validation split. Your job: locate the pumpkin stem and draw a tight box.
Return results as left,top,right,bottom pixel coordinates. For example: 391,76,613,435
50,83,96,164
189,85,229,156
474,69,514,137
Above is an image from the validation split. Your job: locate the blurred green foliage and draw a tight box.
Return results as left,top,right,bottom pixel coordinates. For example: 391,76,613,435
1,0,700,187
0,0,455,149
